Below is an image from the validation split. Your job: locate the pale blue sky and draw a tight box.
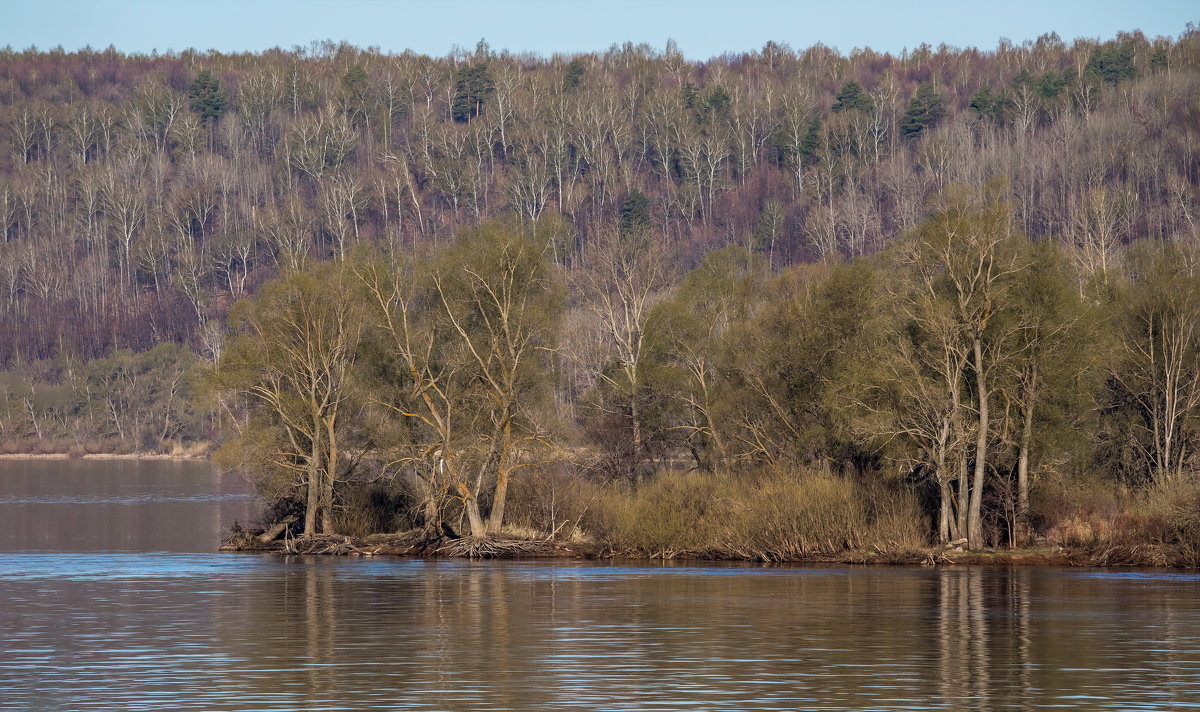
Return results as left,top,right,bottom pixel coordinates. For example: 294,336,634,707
4,0,1196,60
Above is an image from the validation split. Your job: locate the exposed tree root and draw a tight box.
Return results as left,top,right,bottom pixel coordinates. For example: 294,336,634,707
435,536,552,559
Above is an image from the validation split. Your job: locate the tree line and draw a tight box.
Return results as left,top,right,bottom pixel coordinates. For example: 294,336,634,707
199,186,1200,550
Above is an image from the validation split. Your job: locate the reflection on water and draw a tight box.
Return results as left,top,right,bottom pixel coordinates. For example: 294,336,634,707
2,461,1200,710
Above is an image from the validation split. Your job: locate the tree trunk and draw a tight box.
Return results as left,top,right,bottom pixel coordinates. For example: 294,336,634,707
955,451,969,542
487,419,514,533
420,474,441,531
968,338,988,548
464,494,487,538
304,428,323,536
489,471,510,534
939,476,952,543
257,514,299,544
321,414,337,535
1017,369,1036,531
630,393,643,482
936,444,951,542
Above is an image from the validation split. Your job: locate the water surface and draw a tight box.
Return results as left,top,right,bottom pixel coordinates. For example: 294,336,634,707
2,460,1200,710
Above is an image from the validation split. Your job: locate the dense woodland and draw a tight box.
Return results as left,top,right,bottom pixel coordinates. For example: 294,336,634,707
3,29,1200,556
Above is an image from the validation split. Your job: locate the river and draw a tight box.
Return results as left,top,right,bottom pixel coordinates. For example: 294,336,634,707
2,459,1200,710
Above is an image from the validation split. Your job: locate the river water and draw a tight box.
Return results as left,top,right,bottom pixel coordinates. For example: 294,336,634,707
2,460,1200,710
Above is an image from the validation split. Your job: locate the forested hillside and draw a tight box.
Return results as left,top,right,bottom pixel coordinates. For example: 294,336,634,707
3,30,1200,554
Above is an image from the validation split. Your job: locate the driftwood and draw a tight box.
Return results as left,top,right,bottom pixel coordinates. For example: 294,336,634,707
256,514,299,544
924,538,969,565
282,534,379,556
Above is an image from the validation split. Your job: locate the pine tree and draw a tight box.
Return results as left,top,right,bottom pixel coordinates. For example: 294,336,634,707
451,63,494,123
1085,41,1136,84
832,80,873,114
619,189,651,238
901,81,945,139
187,70,226,126
563,58,586,92
968,85,1009,124
341,64,370,126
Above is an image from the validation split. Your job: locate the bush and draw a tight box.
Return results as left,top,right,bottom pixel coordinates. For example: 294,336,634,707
503,464,604,540
333,484,415,537
1034,472,1200,565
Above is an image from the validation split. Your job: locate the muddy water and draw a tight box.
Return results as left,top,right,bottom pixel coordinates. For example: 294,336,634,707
2,460,1200,710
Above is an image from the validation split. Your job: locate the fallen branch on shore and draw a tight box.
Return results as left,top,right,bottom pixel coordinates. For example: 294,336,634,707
281,534,380,556
256,515,299,544
924,538,969,565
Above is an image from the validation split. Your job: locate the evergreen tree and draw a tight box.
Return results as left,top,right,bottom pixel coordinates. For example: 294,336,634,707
680,83,700,111
901,81,945,139
968,85,1009,124
832,80,873,114
800,116,822,165
563,58,586,92
619,189,651,238
451,63,494,123
1085,41,1136,84
1150,46,1169,73
1033,69,1074,99
341,64,370,126
187,70,226,126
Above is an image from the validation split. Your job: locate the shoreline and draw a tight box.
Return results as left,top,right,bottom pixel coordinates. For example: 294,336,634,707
0,452,209,461
220,532,1188,568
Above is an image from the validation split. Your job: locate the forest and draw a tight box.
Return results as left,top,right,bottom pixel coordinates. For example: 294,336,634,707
2,28,1200,558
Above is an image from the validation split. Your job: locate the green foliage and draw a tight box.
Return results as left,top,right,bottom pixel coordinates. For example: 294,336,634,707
216,261,363,534
705,259,879,468
0,344,205,455
643,247,766,466
1150,46,1169,73
187,70,226,126
355,218,564,535
451,62,494,123
901,81,945,139
1085,41,1137,85
800,116,822,165
680,82,700,110
340,64,370,126
1103,242,1200,484
704,86,732,118
618,189,651,238
968,85,1009,124
1035,69,1075,99
832,80,873,114
562,58,586,91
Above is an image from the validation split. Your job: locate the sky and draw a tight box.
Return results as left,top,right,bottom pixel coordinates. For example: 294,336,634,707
3,0,1197,60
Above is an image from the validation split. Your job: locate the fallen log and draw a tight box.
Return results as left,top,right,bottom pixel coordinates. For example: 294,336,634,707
256,514,299,544
924,538,969,565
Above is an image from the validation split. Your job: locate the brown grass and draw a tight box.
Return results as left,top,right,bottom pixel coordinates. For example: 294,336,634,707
583,468,927,560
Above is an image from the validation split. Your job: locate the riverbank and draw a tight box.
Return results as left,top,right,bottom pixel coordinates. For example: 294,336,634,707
0,448,210,461
219,529,1193,568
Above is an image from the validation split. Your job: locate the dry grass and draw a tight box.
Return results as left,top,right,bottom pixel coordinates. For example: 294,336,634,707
1035,473,1200,566
583,468,927,560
